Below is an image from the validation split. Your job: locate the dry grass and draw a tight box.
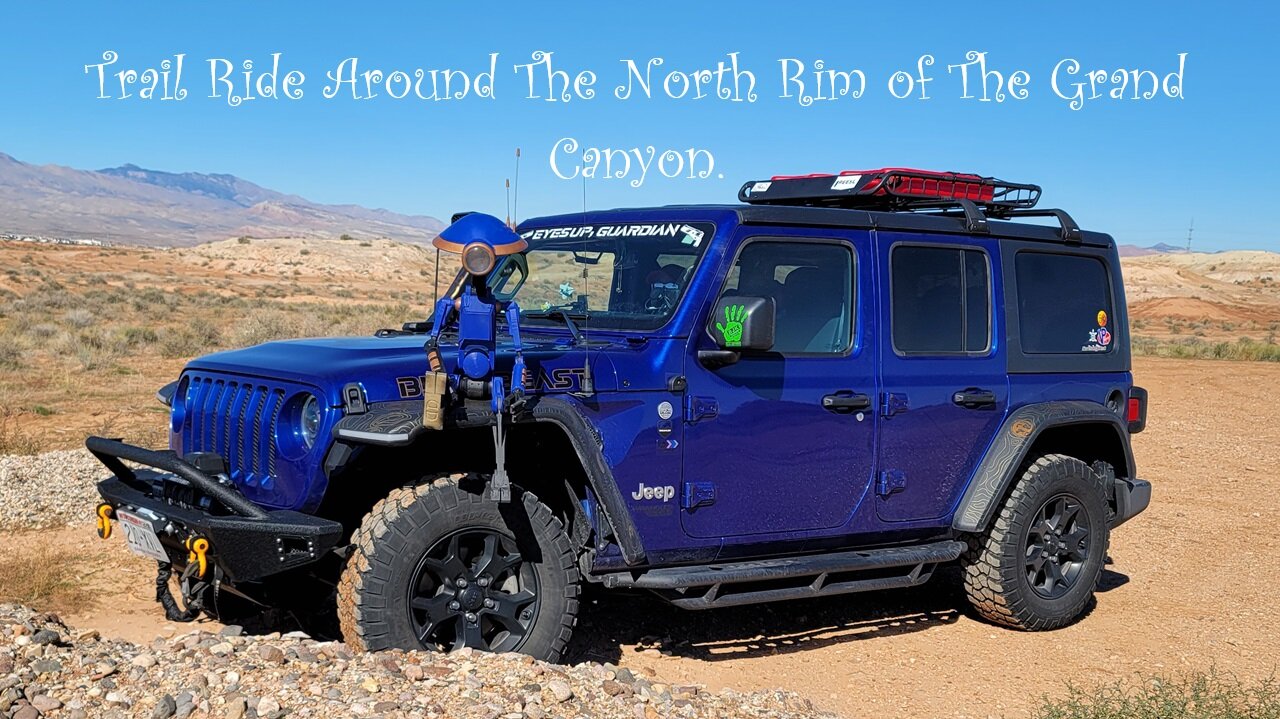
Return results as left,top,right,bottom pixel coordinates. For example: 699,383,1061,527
1036,670,1280,719
0,541,93,613
0,239,445,452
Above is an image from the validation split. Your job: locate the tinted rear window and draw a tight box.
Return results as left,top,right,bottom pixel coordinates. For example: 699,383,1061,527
891,246,990,354
1015,252,1114,354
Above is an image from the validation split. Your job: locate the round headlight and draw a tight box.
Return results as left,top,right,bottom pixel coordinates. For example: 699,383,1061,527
462,242,496,276
300,394,321,448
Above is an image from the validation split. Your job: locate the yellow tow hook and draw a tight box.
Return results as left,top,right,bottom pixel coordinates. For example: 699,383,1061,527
185,537,210,579
95,504,114,540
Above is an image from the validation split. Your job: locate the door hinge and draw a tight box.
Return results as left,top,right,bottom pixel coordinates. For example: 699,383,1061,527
880,392,909,418
684,396,719,423
683,482,716,510
877,469,906,498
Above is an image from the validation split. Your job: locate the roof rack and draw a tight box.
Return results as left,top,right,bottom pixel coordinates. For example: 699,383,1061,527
738,167,1081,242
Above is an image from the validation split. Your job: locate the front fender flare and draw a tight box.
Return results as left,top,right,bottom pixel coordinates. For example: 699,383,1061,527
952,401,1134,533
329,396,646,566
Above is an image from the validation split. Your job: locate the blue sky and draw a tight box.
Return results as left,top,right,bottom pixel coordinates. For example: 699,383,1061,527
0,2,1275,250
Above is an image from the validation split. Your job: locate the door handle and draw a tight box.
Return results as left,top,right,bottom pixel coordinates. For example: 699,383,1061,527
953,388,997,409
822,391,871,413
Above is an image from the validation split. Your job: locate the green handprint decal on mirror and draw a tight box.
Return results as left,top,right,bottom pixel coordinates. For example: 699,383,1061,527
716,304,747,347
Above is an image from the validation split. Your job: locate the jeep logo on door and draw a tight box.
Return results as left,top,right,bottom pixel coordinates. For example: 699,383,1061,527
632,483,676,502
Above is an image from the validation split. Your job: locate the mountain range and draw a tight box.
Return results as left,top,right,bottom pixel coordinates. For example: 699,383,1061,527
0,151,443,246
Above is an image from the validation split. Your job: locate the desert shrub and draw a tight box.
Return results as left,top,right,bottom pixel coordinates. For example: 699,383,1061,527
1035,670,1280,719
120,326,160,347
0,342,23,370
230,311,301,346
0,409,39,455
63,308,94,328
237,236,251,244
1133,337,1280,362
159,318,224,358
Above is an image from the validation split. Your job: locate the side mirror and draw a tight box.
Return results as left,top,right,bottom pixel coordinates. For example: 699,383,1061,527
708,296,775,351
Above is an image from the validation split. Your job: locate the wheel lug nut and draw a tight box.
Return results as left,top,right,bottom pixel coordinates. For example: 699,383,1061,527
483,598,495,609
455,578,468,588
477,577,490,587
465,612,477,623
448,601,461,611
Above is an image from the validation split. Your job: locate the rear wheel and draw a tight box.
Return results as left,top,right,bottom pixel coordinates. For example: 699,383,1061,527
962,453,1109,630
337,476,579,661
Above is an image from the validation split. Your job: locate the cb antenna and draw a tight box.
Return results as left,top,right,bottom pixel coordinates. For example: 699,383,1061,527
512,148,521,227
578,148,594,396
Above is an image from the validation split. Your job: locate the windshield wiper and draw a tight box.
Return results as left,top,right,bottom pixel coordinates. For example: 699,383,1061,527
523,310,584,344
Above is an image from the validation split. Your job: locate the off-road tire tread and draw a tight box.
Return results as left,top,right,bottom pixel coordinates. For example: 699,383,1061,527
336,474,580,661
961,453,1110,631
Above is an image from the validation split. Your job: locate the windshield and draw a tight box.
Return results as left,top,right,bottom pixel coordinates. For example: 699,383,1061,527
488,221,714,331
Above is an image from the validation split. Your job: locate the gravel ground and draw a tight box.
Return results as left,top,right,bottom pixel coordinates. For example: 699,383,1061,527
0,604,832,719
0,451,104,529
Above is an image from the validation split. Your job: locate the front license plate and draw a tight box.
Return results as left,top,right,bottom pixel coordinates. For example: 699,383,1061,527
116,510,169,562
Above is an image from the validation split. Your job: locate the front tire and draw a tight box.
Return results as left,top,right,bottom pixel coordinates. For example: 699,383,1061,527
962,454,1109,630
337,476,579,662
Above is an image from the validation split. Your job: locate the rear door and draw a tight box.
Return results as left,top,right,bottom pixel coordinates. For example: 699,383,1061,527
680,230,878,538
876,235,1009,522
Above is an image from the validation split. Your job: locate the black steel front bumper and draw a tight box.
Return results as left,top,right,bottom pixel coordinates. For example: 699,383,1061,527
88,437,344,583
1111,477,1152,528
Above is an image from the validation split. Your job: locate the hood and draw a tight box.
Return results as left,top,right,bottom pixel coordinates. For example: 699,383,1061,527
184,332,633,406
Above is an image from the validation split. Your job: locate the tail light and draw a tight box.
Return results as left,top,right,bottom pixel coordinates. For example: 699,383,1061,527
1127,387,1148,433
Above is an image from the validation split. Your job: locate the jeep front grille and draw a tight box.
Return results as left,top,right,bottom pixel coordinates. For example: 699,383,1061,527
182,375,287,491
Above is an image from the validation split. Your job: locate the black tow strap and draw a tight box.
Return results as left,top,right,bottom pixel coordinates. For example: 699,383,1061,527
155,561,204,623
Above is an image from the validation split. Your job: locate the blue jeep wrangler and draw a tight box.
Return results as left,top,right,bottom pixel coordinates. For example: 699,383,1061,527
90,168,1151,662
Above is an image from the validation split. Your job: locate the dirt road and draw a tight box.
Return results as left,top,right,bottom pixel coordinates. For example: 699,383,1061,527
12,357,1280,718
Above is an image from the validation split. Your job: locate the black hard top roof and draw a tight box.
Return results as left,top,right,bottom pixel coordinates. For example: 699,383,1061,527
522,204,1114,250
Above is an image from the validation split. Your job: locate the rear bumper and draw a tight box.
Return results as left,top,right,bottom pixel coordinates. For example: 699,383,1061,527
1111,477,1151,528
88,437,343,583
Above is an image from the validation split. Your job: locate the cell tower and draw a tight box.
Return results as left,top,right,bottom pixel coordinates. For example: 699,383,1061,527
1186,218,1194,252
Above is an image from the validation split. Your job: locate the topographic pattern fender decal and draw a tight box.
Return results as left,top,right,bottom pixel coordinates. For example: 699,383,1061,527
953,401,1132,533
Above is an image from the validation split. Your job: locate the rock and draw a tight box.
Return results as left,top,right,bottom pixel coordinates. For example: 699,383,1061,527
152,694,178,719
547,679,574,703
223,696,247,719
256,696,281,715
257,644,285,664
75,629,100,642
30,629,60,646
373,700,400,712
132,653,158,668
31,695,62,712
615,667,637,684
219,625,244,637
360,677,380,693
602,680,628,697
104,691,128,705
403,665,424,681
13,704,39,719
208,642,233,656
31,658,61,674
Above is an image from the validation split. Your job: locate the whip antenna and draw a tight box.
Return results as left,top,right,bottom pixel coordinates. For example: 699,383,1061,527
505,178,512,229
578,149,594,396
512,148,521,226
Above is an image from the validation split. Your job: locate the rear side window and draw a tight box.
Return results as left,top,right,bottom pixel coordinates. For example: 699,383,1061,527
891,246,990,354
1016,252,1114,354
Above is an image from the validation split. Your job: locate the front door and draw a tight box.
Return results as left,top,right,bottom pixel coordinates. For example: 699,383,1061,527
876,236,1010,522
681,232,877,539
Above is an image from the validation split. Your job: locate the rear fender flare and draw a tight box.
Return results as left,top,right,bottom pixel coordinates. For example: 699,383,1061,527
953,401,1134,533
